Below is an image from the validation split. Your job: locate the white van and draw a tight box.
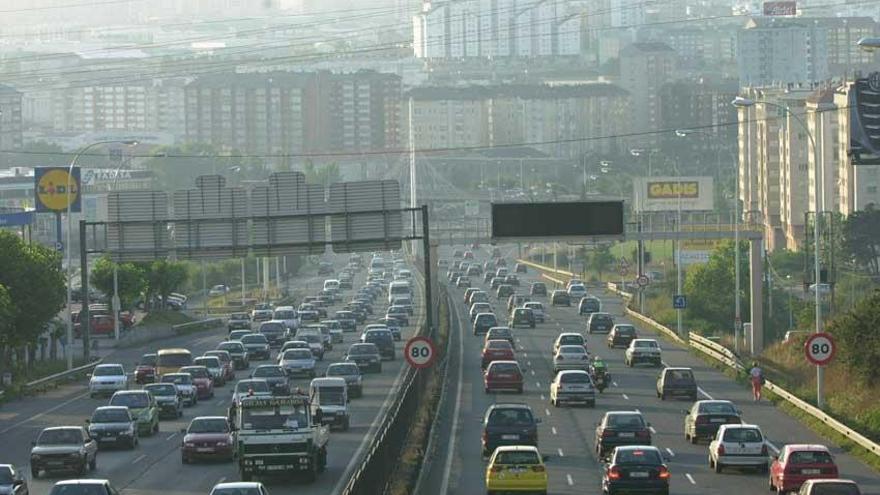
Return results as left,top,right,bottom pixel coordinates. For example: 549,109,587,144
388,280,412,304
272,306,299,331
310,377,349,430
323,279,340,292
370,257,385,271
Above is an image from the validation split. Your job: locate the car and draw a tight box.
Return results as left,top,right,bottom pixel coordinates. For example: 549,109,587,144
466,265,481,277
504,274,520,286
160,373,198,406
481,339,515,370
602,446,671,495
227,312,251,332
470,291,490,305
473,312,498,335
230,379,272,411
483,271,495,284
194,356,225,386
386,306,410,326
375,317,403,341
485,326,515,349
587,312,615,333
625,339,662,367
257,321,287,348
554,333,587,355
204,350,237,382
656,367,697,401
322,320,345,344
522,301,545,323
87,406,139,449
485,445,548,494
144,383,183,419
507,294,527,312
278,348,317,378
797,480,861,495
88,364,128,398
551,369,596,407
334,311,358,332
607,324,638,348
345,343,382,373
553,345,590,373
550,290,571,306
30,427,98,477
463,250,475,259
209,482,269,495
595,411,652,459
490,277,504,289
361,328,395,360
109,390,159,436
709,424,769,473
530,282,548,297
240,333,271,360
578,296,602,315
0,464,28,495
492,247,502,258
514,263,528,273
567,284,588,299
484,360,524,394
496,284,515,298
509,307,536,329
250,364,290,395
250,309,273,323
179,366,215,399
217,341,249,369
438,259,449,269
481,403,540,457
48,480,122,495
456,276,471,288
495,267,509,278
770,444,839,494
453,249,464,258
296,332,326,360
303,323,333,350
683,400,742,444
134,353,158,385
209,284,230,297
180,416,235,463
326,362,364,398
227,329,251,342
273,306,299,331
470,302,493,321
463,288,479,305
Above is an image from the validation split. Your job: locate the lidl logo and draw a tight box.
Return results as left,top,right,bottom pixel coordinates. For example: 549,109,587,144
34,167,81,213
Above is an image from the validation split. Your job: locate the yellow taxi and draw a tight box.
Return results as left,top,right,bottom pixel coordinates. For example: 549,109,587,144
485,445,548,494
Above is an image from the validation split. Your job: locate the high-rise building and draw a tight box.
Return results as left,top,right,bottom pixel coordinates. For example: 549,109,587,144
0,84,23,153
619,42,678,144
834,80,880,215
737,17,830,87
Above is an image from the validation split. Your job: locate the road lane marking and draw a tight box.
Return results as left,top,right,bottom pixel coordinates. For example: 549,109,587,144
566,474,574,486
766,441,780,454
132,454,147,465
698,387,714,400
540,394,546,401
622,393,629,400
536,382,541,388
215,399,225,406
551,427,557,435
557,448,564,457
649,426,657,434
612,381,618,387
685,473,696,485
0,391,91,434
531,370,536,376
635,409,641,414
165,433,177,441
544,408,551,417
527,361,532,366
523,352,528,358
439,301,466,495
665,448,675,457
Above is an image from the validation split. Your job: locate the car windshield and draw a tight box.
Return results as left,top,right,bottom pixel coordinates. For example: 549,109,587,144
274,311,295,319
722,428,763,443
561,373,591,384
699,402,737,415
231,313,249,320
109,393,149,408
668,370,694,381
261,323,284,333
37,429,81,445
560,336,583,345
162,374,192,385
188,418,229,434
49,484,110,495
494,451,540,465
487,340,512,350
634,341,658,348
218,343,243,352
235,381,270,394
488,408,533,426
477,315,497,325
194,358,219,368
92,409,129,423
489,362,519,374
317,389,345,406
524,303,542,310
241,404,309,431
616,326,636,335
593,316,613,324
560,345,586,355
489,329,511,339
182,367,210,379
788,450,834,464
284,350,313,360
254,367,285,378
144,384,176,396
93,366,123,377
327,364,359,376
139,355,157,366
615,449,663,465
349,345,376,355
808,483,861,495
0,467,13,484
303,335,321,344
241,335,268,344
607,414,645,428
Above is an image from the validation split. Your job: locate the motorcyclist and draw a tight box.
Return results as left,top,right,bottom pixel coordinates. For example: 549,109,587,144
591,356,609,380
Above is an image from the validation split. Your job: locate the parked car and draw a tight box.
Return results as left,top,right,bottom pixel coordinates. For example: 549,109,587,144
656,367,698,401
769,445,839,494
481,403,540,457
180,416,235,463
30,427,98,477
550,370,596,407
484,360,524,394
683,400,742,444
601,446,671,495
709,424,769,473
594,411,652,459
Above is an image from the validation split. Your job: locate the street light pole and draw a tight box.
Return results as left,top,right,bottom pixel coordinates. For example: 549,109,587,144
107,146,138,342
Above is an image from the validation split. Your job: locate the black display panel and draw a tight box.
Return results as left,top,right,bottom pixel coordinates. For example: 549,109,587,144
491,201,624,239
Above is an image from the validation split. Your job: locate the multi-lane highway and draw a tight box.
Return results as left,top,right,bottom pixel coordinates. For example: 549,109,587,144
0,257,425,495
422,245,880,495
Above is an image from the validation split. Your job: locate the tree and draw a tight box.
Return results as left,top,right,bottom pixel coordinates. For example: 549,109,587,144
143,260,188,308
842,204,880,276
90,257,146,309
827,289,880,385
589,244,615,281
0,232,66,372
303,160,341,185
683,241,749,333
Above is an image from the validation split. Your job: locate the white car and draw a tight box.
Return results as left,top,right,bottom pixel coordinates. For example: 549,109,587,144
554,333,587,355
209,284,229,297
469,302,493,321
523,301,545,323
89,364,128,398
278,349,317,378
272,306,299,331
624,339,662,367
567,284,587,299
553,345,590,373
550,370,596,407
708,424,769,473
210,482,269,495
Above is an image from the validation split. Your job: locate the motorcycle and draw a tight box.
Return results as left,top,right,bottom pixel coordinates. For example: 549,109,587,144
591,368,610,393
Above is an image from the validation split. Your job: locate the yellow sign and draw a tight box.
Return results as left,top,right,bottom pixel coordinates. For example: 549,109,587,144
647,181,699,199
35,167,81,212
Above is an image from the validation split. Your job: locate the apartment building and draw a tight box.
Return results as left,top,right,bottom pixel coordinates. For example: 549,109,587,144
407,87,490,150
737,17,830,87
835,79,880,215
619,42,678,145
0,84,23,153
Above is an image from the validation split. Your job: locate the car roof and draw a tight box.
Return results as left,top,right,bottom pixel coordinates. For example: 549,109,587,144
489,402,532,411
557,369,590,376
783,444,831,453
605,410,643,417
801,480,858,486
614,445,661,453
112,390,148,395
311,377,346,385
632,338,657,343
696,399,734,406
191,415,228,422
494,445,540,453
558,332,583,338
213,482,264,489
664,367,692,371
95,406,129,412
54,480,110,486
718,423,760,431
42,426,84,432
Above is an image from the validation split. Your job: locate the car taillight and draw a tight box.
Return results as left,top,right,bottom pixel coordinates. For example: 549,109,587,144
717,444,725,456
695,416,708,425
482,431,488,443
607,467,621,480
637,430,650,438
761,444,769,456
657,466,671,479
490,466,503,473
531,465,545,472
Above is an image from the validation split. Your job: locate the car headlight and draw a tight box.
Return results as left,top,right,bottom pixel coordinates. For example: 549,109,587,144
216,441,227,447
31,454,41,460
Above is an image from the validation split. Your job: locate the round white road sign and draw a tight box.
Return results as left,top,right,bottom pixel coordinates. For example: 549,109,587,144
804,332,836,366
405,336,436,369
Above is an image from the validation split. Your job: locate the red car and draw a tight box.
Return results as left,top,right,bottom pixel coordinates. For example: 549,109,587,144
481,340,515,370
180,416,235,463
204,350,236,383
134,353,158,384
179,366,215,399
770,444,839,493
72,313,115,338
484,360,524,394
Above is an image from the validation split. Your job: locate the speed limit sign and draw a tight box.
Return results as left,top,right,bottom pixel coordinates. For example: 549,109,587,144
405,336,437,369
804,333,836,366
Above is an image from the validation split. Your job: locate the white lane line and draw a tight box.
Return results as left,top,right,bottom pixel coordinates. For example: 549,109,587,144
685,473,697,485
622,393,629,400
551,427,558,435
649,426,657,434
165,433,177,441
531,370,536,376
612,381,619,387
131,454,147,465
439,302,466,495
544,408,551,417
566,474,574,486
635,409,641,414
665,448,675,457
215,399,225,406
557,448,565,457
0,391,90,434
540,394,546,401
216,477,226,485
766,441,780,455
524,352,528,358
536,382,541,388
698,387,714,400
527,361,532,367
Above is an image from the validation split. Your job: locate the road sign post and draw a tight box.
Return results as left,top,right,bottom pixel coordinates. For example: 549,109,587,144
804,332,835,366
673,294,687,310
404,336,436,369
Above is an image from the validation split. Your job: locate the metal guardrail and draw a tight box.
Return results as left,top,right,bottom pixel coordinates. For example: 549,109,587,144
516,258,574,278
171,318,223,334
23,359,103,393
541,273,565,286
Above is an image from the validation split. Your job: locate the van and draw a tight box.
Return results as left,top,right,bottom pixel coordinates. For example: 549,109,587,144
309,377,350,431
370,257,385,271
323,279,341,292
388,280,412,304
272,306,299,331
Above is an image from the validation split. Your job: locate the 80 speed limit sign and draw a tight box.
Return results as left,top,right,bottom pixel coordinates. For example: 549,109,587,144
804,332,836,366
405,336,437,369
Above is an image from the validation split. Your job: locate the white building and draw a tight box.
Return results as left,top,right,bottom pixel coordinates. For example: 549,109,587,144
737,17,830,87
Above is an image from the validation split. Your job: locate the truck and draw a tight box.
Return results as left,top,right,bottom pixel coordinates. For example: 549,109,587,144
235,395,329,482
309,377,350,431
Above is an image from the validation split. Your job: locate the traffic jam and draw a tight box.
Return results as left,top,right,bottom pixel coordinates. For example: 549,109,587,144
444,246,859,495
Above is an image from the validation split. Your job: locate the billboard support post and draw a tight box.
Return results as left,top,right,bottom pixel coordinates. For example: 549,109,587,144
79,220,90,362
637,218,645,313
421,204,434,335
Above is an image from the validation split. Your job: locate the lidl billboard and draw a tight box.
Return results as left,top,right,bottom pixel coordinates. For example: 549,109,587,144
633,176,714,212
34,167,81,213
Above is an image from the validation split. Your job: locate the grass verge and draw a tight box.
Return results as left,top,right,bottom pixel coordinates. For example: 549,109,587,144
0,357,92,403
139,310,193,326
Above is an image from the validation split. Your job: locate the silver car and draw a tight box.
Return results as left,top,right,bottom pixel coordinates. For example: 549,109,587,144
553,345,590,373
278,349,317,378
325,362,364,398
